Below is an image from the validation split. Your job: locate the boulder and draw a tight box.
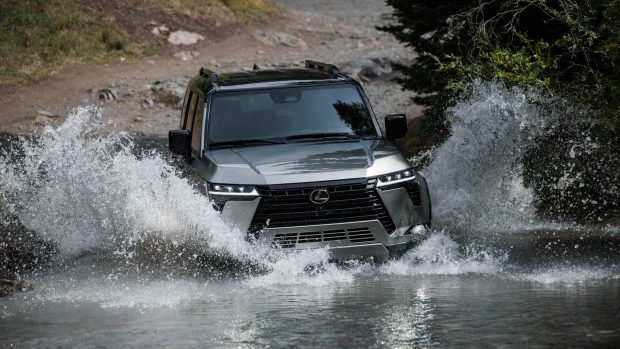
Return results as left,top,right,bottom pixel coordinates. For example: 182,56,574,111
340,58,390,81
168,30,205,45
0,279,33,297
149,77,190,108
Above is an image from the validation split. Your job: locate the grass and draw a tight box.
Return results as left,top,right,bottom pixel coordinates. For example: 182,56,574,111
222,0,282,23
0,0,141,84
0,0,281,84
155,0,281,23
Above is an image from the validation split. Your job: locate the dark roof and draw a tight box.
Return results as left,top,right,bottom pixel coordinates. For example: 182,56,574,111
214,68,347,90
196,61,351,92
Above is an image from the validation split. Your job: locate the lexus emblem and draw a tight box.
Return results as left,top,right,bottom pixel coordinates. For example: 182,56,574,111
309,189,330,204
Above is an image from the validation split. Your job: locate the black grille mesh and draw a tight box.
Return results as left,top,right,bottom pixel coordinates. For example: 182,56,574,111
249,178,396,233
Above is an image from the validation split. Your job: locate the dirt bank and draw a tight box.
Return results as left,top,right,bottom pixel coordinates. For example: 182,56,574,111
0,0,419,136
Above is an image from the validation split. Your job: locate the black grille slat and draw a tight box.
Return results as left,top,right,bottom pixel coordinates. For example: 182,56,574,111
254,205,383,218
251,179,396,233
406,182,422,206
271,227,375,248
256,215,384,228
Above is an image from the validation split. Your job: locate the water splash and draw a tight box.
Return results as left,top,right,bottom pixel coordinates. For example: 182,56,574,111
380,232,504,275
422,81,568,232
1,107,240,256
510,266,615,285
0,106,335,284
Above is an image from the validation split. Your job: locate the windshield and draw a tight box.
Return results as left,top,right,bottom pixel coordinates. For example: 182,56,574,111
208,84,378,145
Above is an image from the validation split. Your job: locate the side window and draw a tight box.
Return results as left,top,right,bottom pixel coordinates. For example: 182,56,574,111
181,90,193,129
191,93,205,154
185,91,197,132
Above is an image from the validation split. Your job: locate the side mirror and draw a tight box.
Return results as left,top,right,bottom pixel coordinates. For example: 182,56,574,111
384,114,407,142
169,129,191,161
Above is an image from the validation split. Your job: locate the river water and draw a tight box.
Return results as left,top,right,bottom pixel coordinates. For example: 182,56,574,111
1,83,619,348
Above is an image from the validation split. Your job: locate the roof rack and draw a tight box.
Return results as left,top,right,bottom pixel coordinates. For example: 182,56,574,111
199,67,220,91
305,60,341,75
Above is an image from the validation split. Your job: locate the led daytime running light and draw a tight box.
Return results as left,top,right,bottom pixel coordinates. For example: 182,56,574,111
208,183,259,196
377,169,416,187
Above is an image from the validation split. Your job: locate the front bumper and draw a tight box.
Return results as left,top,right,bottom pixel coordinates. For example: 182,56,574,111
259,220,427,260
216,177,432,260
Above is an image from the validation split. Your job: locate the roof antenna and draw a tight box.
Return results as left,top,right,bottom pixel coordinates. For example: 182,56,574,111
253,63,260,71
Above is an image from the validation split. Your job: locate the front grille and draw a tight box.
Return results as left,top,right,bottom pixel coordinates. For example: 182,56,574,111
273,227,375,248
249,178,396,233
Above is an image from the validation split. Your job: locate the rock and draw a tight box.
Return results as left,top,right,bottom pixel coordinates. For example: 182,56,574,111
97,82,137,102
33,115,52,126
158,25,170,35
340,58,392,81
32,109,63,124
149,77,190,108
167,30,205,45
152,25,169,37
174,51,193,61
0,279,33,297
1,197,55,297
133,116,145,123
173,50,200,61
97,88,119,101
252,30,307,50
143,95,155,108
36,110,61,118
36,110,52,117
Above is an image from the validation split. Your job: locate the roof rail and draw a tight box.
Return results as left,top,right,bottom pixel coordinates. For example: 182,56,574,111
210,72,220,91
305,60,341,75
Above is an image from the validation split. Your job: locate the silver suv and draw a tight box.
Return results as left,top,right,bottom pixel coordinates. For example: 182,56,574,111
169,61,431,260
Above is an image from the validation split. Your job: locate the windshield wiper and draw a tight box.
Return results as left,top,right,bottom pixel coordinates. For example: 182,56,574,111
286,132,362,141
210,138,285,148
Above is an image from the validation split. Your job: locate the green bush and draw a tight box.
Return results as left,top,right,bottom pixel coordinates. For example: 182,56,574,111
381,0,619,222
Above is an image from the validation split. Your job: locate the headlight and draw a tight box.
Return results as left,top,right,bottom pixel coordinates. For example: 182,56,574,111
377,169,416,187
207,183,259,196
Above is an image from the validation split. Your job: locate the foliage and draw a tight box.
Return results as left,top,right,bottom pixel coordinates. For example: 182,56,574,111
381,0,619,222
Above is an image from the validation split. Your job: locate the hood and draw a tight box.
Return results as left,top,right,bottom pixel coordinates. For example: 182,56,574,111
199,140,410,185
235,141,372,175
